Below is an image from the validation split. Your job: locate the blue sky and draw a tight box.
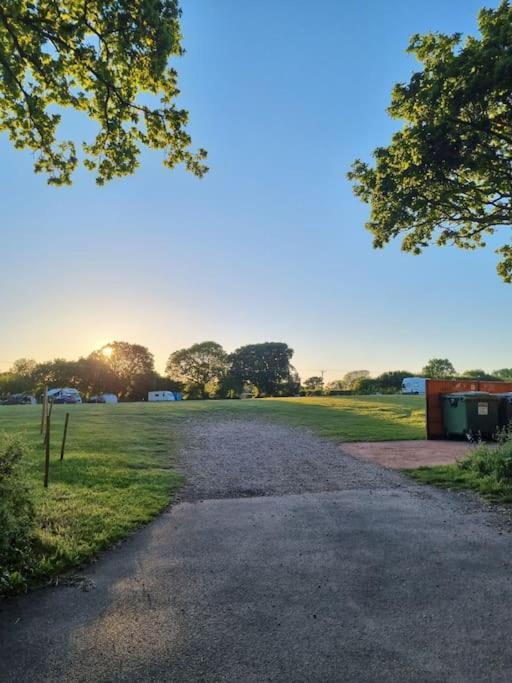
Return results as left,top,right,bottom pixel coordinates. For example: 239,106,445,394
1,0,509,381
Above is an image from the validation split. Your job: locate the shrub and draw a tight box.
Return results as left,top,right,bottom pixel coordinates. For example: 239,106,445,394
0,435,36,593
459,429,512,484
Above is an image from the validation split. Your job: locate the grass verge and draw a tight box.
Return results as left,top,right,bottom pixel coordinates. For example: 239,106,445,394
0,404,183,594
407,436,512,504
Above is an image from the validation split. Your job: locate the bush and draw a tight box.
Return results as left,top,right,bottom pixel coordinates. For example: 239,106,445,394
459,428,512,484
0,435,36,593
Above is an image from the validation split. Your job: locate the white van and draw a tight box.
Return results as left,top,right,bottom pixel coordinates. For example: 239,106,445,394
401,377,428,395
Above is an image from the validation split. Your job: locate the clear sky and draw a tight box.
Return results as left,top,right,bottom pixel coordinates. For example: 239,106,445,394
1,0,509,381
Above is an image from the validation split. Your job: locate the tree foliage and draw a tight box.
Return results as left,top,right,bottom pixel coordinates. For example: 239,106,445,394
0,372,33,396
494,368,512,379
422,358,456,378
0,340,298,401
324,379,346,392
30,358,79,394
73,356,121,396
276,367,301,397
0,0,207,185
351,377,379,395
342,370,370,390
303,376,324,391
229,342,294,397
374,370,414,390
10,358,37,377
90,341,155,399
348,1,512,281
462,368,498,380
166,341,228,398
0,346,180,401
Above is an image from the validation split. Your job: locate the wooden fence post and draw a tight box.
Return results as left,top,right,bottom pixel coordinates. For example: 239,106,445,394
60,412,70,461
40,385,48,434
43,400,53,448
44,413,51,488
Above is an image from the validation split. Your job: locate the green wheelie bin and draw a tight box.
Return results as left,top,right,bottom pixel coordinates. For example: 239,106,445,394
441,391,500,439
496,393,512,430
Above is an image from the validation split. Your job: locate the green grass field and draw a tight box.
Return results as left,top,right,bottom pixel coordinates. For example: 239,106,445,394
1,395,425,589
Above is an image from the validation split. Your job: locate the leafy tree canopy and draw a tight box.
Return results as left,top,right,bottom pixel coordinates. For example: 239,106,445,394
31,357,79,393
0,0,207,185
166,341,228,397
9,358,37,377
90,341,154,398
276,367,301,397
342,370,370,390
325,379,346,392
375,370,414,389
0,371,33,396
92,341,154,378
494,368,512,379
422,358,456,378
1,345,176,400
462,368,498,380
348,1,512,281
303,376,324,390
73,356,121,396
351,377,378,395
229,342,294,397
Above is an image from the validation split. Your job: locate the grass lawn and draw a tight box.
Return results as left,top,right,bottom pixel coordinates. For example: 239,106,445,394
1,395,425,589
1,403,184,590
213,394,426,441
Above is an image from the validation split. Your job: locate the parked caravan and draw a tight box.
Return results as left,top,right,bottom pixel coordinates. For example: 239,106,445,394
148,391,176,402
89,393,118,404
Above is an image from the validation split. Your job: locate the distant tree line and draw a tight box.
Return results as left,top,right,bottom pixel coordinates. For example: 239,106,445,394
302,360,512,397
0,340,299,401
0,343,176,401
302,370,414,396
3,347,511,401
420,358,512,383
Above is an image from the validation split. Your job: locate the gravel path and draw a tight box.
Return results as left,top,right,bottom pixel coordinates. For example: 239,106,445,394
2,418,512,682
175,418,406,501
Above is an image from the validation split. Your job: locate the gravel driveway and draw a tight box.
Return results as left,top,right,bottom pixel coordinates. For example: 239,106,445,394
2,418,512,682
175,418,404,501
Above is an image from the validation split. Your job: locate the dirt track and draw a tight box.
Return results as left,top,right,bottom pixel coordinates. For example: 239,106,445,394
341,439,471,469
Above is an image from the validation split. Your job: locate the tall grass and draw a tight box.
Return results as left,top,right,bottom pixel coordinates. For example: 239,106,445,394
0,435,35,593
459,426,512,484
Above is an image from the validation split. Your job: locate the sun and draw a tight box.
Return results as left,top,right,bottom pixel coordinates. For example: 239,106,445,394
102,345,113,359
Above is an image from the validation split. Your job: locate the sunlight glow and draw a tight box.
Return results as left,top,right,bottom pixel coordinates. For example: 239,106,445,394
102,345,113,359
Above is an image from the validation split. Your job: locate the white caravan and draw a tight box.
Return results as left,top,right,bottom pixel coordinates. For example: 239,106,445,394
89,393,118,404
148,391,176,402
401,377,428,395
